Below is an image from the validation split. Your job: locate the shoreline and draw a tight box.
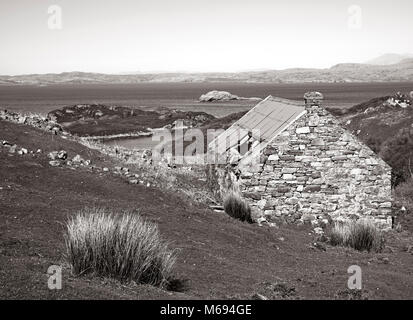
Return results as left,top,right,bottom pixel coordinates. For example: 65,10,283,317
82,131,153,142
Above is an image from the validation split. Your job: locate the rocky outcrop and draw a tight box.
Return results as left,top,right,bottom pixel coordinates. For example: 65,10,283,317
0,110,64,135
385,92,411,109
199,90,262,102
199,90,240,102
2,140,32,155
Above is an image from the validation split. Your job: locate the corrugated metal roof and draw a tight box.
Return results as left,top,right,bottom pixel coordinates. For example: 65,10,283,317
209,96,306,155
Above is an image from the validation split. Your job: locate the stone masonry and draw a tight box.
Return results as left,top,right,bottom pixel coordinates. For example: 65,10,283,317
215,93,393,229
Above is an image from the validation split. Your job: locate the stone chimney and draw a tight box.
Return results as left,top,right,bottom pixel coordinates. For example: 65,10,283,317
304,91,324,109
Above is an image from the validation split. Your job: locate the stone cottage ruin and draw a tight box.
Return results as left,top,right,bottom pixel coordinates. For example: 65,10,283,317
209,92,393,229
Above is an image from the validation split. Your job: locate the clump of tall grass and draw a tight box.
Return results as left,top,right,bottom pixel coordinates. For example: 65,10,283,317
64,208,176,287
223,191,253,223
328,219,386,252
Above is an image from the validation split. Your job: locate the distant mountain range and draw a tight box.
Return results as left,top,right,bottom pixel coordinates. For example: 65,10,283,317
1,55,412,85
366,53,413,65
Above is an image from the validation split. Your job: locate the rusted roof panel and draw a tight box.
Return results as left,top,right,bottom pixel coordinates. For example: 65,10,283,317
209,96,305,154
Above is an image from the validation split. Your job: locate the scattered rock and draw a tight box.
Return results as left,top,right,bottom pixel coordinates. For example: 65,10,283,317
72,154,84,163
51,126,62,135
49,160,61,167
314,227,324,235
385,92,411,108
1,110,63,134
58,150,67,160
48,150,67,160
8,145,17,153
257,216,268,226
251,293,269,300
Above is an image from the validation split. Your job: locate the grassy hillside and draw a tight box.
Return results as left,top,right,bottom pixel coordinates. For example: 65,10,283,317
1,118,413,300
340,93,413,185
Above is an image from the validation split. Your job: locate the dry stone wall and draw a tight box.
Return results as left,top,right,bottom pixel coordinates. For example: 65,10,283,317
237,104,392,229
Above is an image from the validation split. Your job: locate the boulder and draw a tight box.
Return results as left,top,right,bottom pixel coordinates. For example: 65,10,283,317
8,145,17,153
58,150,67,160
49,160,61,167
51,126,62,135
17,148,28,155
48,151,58,160
48,150,67,160
314,227,324,235
72,154,85,163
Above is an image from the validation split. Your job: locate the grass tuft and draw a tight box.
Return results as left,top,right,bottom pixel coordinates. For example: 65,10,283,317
64,208,176,287
328,219,385,252
223,191,253,223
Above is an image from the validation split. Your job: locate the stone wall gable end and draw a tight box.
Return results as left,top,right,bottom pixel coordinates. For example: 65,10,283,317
238,104,392,229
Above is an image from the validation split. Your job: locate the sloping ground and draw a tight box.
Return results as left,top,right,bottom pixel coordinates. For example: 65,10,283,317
339,94,413,184
1,120,413,300
345,105,413,149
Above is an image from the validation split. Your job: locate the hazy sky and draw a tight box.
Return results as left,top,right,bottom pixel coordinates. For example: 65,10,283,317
1,0,412,75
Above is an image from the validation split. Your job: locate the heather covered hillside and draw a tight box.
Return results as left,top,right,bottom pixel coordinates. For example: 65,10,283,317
47,104,216,136
340,92,413,186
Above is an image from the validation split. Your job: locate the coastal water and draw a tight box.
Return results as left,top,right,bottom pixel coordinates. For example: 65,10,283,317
1,82,412,118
